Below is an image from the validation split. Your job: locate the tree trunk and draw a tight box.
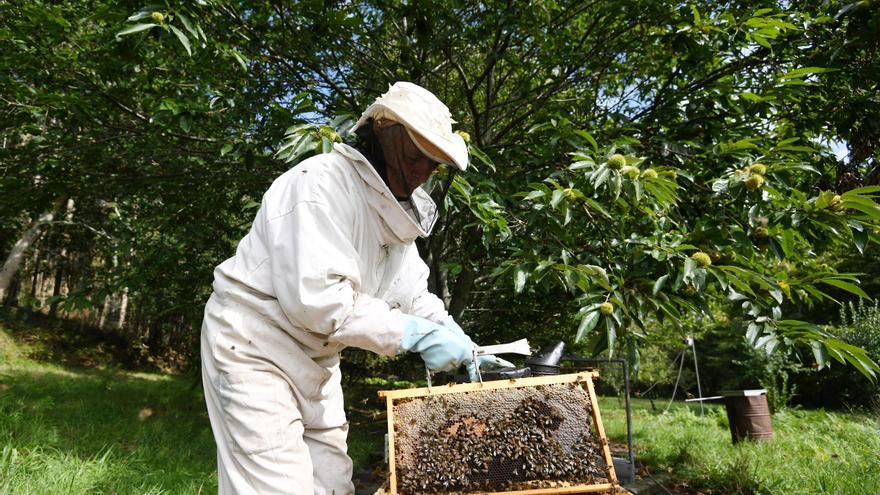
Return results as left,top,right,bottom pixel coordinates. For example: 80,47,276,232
98,294,112,329
3,274,19,307
29,249,40,299
0,205,60,301
448,266,476,321
447,226,482,320
48,253,65,318
148,317,163,356
46,198,74,319
117,287,129,330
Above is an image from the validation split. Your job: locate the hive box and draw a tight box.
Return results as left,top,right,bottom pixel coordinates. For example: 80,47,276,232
378,372,619,494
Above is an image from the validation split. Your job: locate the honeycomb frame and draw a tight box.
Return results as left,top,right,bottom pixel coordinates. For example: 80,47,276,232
378,371,618,494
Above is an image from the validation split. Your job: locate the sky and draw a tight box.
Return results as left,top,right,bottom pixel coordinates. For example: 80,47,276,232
830,139,849,162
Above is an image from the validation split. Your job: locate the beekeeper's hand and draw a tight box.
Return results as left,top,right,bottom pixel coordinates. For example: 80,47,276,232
440,317,515,381
398,314,474,372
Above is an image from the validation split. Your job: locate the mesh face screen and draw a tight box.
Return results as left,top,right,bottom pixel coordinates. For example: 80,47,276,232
392,382,609,493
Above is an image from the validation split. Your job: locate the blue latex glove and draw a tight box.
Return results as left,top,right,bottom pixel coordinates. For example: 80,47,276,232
440,317,516,381
398,314,474,372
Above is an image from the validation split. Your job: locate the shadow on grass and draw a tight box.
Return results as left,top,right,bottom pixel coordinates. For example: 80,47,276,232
0,309,166,372
0,358,216,493
0,318,392,493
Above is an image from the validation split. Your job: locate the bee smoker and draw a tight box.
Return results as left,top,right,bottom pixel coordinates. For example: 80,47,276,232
450,341,567,383
525,341,565,375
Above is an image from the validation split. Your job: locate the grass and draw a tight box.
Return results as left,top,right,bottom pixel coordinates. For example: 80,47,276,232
0,312,388,494
0,319,216,494
597,396,880,494
2,312,879,494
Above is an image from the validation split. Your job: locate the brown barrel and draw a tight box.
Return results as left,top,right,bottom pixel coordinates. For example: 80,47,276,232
723,392,773,443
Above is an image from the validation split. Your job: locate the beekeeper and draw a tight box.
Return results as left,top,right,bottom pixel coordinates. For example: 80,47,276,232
201,82,511,494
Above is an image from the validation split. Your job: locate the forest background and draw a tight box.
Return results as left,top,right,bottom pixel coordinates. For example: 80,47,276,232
2,0,880,410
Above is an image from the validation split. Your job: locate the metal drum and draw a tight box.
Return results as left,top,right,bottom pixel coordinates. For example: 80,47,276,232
722,389,774,443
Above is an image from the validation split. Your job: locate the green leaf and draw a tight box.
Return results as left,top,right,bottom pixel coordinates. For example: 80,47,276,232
126,11,154,22
727,289,749,302
613,174,623,201
780,66,836,79
584,198,612,219
231,50,249,71
769,288,783,304
739,92,770,102
683,257,696,280
573,130,598,152
673,244,699,251
844,185,880,196
821,278,869,299
780,229,795,258
177,13,199,39
116,23,157,39
652,274,669,296
780,164,820,174
579,264,610,288
746,322,761,345
768,237,784,260
606,317,617,356
576,311,601,342
720,138,758,153
169,25,192,56
719,272,755,296
594,167,611,188
468,143,496,172
276,133,306,157
803,285,834,302
811,341,828,369
707,267,729,291
524,189,546,201
853,227,868,254
550,189,565,209
752,34,771,49
178,114,191,133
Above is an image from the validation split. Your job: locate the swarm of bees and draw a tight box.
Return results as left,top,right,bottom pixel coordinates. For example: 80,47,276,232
393,383,608,493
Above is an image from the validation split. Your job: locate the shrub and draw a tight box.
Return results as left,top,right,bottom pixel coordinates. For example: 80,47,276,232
736,347,804,413
798,301,880,409
839,300,880,355
836,301,880,409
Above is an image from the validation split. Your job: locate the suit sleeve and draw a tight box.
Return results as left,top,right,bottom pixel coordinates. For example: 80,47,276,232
396,243,450,323
266,201,404,356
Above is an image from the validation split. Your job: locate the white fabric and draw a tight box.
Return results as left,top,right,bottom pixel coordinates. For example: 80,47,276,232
202,143,449,492
350,81,469,171
202,295,353,495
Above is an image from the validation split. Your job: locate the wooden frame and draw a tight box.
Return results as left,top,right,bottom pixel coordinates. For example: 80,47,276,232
378,372,619,494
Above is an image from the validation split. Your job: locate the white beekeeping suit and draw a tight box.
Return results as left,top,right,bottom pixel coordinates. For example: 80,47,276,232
201,82,476,494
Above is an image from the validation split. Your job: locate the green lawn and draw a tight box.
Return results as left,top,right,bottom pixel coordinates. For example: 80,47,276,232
0,325,216,494
0,316,386,494
596,396,880,494
2,316,879,494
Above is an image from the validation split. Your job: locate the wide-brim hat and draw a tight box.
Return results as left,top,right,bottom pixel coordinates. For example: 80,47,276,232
350,82,469,171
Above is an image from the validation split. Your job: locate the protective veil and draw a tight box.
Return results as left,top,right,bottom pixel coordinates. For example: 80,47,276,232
201,142,448,494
